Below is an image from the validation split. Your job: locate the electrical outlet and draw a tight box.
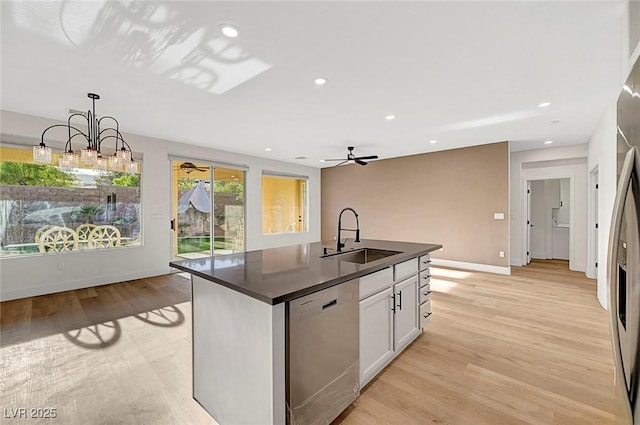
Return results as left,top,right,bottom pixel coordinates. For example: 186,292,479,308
499,251,505,258
57,262,64,270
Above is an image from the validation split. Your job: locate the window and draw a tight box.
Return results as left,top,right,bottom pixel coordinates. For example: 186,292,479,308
0,146,142,256
262,174,307,234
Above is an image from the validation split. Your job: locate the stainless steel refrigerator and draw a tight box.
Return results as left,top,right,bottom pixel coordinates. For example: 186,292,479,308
610,54,640,425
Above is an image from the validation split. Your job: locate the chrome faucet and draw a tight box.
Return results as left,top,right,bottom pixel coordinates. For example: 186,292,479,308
337,207,360,252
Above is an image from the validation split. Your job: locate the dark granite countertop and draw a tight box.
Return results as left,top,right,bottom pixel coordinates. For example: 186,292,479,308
169,239,442,305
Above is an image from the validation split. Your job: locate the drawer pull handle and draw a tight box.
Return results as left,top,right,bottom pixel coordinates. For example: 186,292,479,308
423,313,432,319
422,275,431,279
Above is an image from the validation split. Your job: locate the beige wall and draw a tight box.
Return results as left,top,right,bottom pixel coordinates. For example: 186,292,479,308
321,142,509,267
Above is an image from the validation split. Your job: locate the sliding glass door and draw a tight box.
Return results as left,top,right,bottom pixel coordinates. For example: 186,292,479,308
171,160,244,261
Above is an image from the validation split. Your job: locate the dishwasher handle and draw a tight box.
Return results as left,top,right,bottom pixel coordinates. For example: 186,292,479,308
322,299,337,310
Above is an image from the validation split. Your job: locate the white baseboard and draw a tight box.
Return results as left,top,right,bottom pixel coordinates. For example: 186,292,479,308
531,251,547,259
510,258,523,267
0,267,168,302
430,258,511,275
571,263,586,273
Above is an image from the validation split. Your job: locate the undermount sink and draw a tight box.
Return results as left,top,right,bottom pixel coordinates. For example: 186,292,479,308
322,248,401,264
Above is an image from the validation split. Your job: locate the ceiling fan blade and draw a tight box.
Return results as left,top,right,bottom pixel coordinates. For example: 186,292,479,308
323,158,346,162
355,159,368,166
355,155,378,160
333,160,349,167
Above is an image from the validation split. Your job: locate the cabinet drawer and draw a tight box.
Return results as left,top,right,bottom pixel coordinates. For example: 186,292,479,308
419,269,431,287
419,301,432,328
419,287,431,304
419,254,431,271
394,258,418,281
359,267,393,300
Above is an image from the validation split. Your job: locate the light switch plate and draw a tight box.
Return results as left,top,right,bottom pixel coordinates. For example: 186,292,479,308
494,212,505,220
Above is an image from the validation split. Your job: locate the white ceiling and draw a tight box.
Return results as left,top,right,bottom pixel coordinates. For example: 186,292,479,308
0,1,626,168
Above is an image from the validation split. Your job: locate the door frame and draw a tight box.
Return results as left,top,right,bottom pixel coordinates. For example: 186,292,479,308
169,155,248,264
522,176,574,267
588,166,599,279
526,181,532,264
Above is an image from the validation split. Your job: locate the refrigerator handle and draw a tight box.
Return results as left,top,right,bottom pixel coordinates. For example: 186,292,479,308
608,146,637,417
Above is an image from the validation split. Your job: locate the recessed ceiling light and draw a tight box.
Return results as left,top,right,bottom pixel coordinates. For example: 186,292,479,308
544,140,554,145
265,148,272,151
319,159,326,162
538,102,551,108
550,120,560,124
429,140,438,144
220,24,239,38
314,77,328,86
385,114,396,120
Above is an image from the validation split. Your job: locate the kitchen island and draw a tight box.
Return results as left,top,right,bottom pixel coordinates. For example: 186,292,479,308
170,239,442,425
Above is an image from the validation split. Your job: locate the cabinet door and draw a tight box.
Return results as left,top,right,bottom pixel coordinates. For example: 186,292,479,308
359,287,394,387
547,179,561,208
393,276,419,351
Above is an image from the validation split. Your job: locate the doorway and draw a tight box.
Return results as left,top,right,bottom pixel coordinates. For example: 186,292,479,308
526,178,571,262
171,160,245,261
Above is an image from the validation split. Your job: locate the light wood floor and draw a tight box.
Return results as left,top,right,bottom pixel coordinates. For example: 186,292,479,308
1,260,615,424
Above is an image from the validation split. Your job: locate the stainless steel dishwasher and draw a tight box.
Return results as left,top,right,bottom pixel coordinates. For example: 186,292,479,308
287,279,359,425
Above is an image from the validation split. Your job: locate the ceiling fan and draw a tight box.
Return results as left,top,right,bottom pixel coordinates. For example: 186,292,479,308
323,146,379,166
174,162,209,174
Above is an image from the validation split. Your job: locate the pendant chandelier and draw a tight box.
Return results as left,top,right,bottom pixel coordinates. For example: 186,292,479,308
33,93,137,174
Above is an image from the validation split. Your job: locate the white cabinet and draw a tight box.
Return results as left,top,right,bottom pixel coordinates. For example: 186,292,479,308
359,256,422,387
418,253,432,330
546,179,561,208
359,287,394,386
552,227,569,260
393,275,419,351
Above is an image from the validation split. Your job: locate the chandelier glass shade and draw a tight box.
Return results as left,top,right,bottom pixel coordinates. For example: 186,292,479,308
33,93,137,174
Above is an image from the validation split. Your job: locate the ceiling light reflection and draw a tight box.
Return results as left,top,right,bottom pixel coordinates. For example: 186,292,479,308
437,109,536,132
11,2,269,95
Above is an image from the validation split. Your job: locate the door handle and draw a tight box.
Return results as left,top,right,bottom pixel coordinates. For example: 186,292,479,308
170,219,176,231
397,291,402,311
390,294,396,313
